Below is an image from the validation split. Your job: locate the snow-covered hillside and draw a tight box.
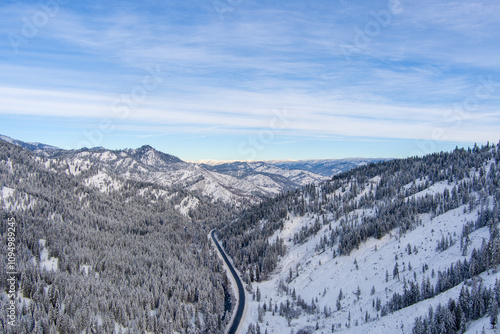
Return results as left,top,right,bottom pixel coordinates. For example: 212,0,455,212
219,144,500,334
0,139,230,334
243,194,495,333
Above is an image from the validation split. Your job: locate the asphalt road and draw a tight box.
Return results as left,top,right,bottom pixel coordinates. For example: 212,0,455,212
211,230,245,334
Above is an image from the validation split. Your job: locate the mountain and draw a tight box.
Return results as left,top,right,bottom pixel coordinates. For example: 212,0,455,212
218,143,500,334
1,134,378,206
0,139,231,334
198,158,388,178
2,133,499,334
200,160,330,192
0,134,59,151
39,145,327,206
269,157,389,177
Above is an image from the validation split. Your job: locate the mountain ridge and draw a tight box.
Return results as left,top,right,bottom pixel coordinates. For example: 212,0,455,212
0,134,382,205
0,134,59,151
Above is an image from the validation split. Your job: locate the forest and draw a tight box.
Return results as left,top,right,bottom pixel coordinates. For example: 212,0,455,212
0,141,234,333
220,143,500,283
1,139,500,333
218,143,500,333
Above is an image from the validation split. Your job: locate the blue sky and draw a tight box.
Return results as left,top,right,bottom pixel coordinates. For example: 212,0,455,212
0,0,499,161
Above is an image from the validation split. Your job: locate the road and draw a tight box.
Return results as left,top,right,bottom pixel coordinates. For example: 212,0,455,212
211,230,246,334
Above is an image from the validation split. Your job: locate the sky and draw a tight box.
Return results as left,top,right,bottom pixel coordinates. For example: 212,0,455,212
0,0,499,161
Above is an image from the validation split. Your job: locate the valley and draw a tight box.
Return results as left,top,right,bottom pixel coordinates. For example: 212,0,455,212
1,136,499,334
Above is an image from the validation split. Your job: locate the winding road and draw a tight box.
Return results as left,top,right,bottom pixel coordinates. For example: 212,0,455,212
211,230,246,334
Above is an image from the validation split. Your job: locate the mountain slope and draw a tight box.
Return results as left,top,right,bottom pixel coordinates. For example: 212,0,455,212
219,143,500,334
42,145,325,206
200,161,330,195
0,140,231,334
269,158,388,177
0,134,59,151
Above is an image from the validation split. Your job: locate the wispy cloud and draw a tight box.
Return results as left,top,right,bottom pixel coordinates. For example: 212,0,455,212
0,0,499,159
1,84,498,144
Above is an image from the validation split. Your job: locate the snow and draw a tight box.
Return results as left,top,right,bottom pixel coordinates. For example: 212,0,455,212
465,316,499,333
99,151,117,162
0,134,14,143
85,171,122,192
39,239,59,272
141,149,164,166
403,177,427,191
175,196,200,216
114,322,128,334
1,186,14,199
1,187,38,211
244,174,280,191
409,180,456,201
241,176,497,334
80,264,92,276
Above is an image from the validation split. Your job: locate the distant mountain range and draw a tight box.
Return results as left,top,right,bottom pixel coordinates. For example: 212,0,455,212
263,158,386,177
0,134,387,205
0,134,59,151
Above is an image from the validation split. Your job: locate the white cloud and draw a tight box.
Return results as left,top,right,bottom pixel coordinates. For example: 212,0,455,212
0,1,499,151
1,85,498,144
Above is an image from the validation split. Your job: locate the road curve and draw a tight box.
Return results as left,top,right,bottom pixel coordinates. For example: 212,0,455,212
211,230,246,334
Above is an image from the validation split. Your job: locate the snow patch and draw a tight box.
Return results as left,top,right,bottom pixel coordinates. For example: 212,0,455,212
39,239,59,272
1,186,14,199
85,171,121,192
175,196,200,216
80,264,92,276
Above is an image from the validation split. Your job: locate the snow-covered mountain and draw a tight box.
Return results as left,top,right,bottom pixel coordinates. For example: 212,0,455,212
0,134,59,151
0,138,230,334
0,134,378,206
219,143,500,334
200,161,331,193
268,158,388,177
40,145,327,206
2,133,499,334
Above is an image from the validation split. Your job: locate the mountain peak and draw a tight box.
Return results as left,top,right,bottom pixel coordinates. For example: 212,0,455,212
131,145,184,165
138,144,154,151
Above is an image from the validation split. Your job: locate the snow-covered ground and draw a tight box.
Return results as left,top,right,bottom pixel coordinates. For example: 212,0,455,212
1,186,14,199
175,196,200,216
38,239,59,272
84,171,122,192
241,182,497,334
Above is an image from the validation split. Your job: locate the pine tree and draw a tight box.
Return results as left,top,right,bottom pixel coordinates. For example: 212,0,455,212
490,296,498,329
393,262,399,280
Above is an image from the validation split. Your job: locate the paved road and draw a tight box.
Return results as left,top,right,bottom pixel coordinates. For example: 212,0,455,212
211,230,245,334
